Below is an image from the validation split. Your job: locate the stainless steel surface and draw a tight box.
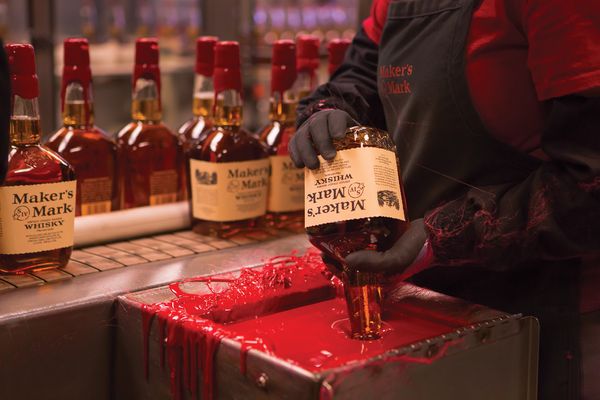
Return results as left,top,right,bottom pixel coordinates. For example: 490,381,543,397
0,232,309,400
116,277,539,400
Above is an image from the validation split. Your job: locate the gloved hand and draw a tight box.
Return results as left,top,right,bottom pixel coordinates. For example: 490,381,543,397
289,109,355,169
345,219,434,281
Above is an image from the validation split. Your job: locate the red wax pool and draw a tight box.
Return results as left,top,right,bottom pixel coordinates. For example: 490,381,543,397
224,296,464,371
141,250,469,400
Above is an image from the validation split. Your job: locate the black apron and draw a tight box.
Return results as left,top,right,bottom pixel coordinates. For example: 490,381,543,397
377,0,581,398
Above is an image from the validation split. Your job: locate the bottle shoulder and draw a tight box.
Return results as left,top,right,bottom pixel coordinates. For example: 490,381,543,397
5,144,76,185
117,121,179,147
178,116,201,135
334,126,396,152
258,121,296,155
47,126,117,151
191,126,268,162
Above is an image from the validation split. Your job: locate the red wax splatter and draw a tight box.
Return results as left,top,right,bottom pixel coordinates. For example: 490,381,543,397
140,250,468,400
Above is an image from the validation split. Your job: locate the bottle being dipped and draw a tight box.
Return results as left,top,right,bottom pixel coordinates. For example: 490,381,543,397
46,38,119,216
304,126,409,340
258,40,304,231
178,36,218,153
296,35,320,99
188,41,270,238
327,38,351,77
0,44,76,274
116,38,184,208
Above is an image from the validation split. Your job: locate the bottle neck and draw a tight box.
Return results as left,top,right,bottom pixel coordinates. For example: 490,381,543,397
213,89,242,127
62,81,94,128
296,70,317,99
269,91,297,124
131,78,162,123
10,95,41,145
193,74,214,118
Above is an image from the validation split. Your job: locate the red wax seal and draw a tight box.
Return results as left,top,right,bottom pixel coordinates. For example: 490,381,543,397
61,38,92,120
296,35,320,73
133,38,161,92
271,39,296,95
327,38,351,75
196,36,218,77
5,43,39,100
213,41,242,95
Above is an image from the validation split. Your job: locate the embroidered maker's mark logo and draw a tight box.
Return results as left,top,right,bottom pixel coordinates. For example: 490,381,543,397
379,64,413,95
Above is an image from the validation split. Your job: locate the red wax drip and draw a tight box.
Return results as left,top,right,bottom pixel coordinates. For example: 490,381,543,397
141,250,335,400
140,250,469,400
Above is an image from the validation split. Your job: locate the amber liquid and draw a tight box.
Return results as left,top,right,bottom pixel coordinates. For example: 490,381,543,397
306,126,410,339
47,112,119,216
258,101,304,232
116,121,184,209
188,124,269,238
179,97,214,199
178,97,214,153
343,271,384,340
1,118,76,274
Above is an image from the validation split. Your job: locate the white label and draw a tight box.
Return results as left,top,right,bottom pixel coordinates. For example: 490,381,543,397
190,158,270,222
304,147,405,228
268,155,304,213
0,181,77,254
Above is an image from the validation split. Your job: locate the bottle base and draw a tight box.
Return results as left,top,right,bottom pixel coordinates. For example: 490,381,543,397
262,211,304,233
0,247,72,275
192,218,264,239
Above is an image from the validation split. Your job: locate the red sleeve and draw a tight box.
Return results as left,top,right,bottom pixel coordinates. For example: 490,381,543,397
525,0,600,100
362,0,390,45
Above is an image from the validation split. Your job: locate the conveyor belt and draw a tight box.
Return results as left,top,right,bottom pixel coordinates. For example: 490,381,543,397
0,229,281,291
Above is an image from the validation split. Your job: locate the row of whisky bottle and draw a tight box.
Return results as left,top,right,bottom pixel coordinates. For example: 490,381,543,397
49,35,350,219
0,35,350,273
185,35,350,237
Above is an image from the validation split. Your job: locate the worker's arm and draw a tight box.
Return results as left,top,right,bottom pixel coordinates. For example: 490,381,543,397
346,94,600,276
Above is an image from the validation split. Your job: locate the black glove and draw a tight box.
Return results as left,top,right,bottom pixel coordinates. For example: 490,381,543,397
289,109,354,169
345,219,433,280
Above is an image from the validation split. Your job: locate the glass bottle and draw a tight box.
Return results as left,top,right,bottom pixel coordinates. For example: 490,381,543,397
258,39,304,231
305,126,409,339
178,36,218,153
188,41,270,238
0,44,76,274
296,34,320,98
116,38,184,209
46,38,119,216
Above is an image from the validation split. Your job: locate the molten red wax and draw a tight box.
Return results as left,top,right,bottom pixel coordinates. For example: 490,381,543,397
141,250,466,400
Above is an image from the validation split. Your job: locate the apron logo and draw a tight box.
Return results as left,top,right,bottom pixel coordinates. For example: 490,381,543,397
379,64,413,95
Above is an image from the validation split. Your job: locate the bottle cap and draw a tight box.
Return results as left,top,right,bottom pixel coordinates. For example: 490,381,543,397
213,41,242,95
61,38,92,118
133,37,161,91
327,38,351,75
271,39,296,94
195,36,218,77
5,43,39,99
296,35,320,73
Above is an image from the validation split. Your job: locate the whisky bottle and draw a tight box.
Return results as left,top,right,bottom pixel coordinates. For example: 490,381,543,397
188,41,270,238
327,38,351,76
304,126,409,339
177,36,218,152
46,38,119,216
296,35,320,99
258,40,304,231
116,38,184,209
0,44,76,274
